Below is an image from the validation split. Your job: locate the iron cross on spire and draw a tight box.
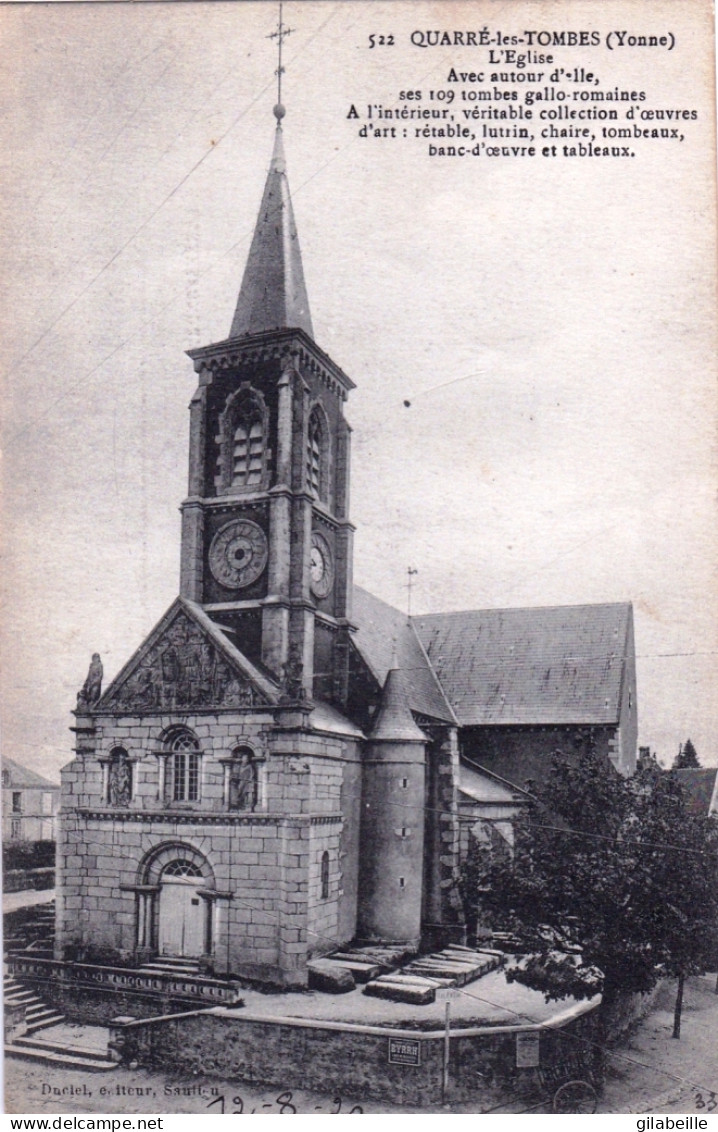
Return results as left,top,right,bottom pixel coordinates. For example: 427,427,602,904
268,2,293,119
406,567,418,619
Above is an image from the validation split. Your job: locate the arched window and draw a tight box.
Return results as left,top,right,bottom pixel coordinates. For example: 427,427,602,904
167,730,200,802
108,746,132,806
227,746,257,812
306,407,328,502
232,416,264,487
320,851,329,900
162,859,203,879
216,387,268,494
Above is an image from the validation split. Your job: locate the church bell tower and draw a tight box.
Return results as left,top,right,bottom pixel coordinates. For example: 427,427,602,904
179,104,355,705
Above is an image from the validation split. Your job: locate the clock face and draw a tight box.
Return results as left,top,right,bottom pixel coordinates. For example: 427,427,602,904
310,531,334,599
208,519,268,590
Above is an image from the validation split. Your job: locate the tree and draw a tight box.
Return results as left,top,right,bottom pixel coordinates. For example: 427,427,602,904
673,739,700,769
462,746,718,1035
633,770,718,1037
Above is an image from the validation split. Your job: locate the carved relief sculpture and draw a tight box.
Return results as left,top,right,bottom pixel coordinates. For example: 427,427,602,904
102,611,264,711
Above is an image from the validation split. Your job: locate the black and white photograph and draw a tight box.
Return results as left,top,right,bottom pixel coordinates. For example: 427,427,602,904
1,0,717,1118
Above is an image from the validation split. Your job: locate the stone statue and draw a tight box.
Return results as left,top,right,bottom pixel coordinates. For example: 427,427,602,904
228,751,256,812
108,751,132,807
77,653,103,708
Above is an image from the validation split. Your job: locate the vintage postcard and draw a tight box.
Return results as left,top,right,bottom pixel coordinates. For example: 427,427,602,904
2,0,717,1119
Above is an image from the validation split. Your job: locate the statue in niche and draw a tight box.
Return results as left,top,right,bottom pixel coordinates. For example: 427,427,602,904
108,750,132,806
228,750,257,811
281,639,308,704
77,653,103,708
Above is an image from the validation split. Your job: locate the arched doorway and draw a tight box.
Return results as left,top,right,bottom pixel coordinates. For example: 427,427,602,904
136,842,215,961
157,860,206,958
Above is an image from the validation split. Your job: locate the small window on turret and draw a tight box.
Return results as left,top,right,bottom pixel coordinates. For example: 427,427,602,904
320,851,329,899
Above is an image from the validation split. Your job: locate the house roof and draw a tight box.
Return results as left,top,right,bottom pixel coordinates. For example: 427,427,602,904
412,602,632,727
2,757,59,790
351,587,456,723
673,767,718,817
459,761,526,806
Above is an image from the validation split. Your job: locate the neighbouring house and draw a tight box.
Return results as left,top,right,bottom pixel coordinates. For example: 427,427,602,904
2,758,59,843
674,767,718,817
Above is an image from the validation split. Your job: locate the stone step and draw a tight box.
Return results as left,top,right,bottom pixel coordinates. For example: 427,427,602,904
26,1014,66,1034
26,1003,58,1018
141,961,201,975
4,991,39,1006
363,979,436,1006
14,1035,112,1063
4,1043,116,1072
148,959,200,967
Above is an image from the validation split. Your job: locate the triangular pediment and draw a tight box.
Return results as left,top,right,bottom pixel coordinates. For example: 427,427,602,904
96,598,278,713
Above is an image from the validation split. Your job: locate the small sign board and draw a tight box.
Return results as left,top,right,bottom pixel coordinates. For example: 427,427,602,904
388,1037,421,1066
516,1031,540,1068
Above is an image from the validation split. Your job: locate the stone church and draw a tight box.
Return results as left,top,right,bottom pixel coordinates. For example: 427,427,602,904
57,111,637,987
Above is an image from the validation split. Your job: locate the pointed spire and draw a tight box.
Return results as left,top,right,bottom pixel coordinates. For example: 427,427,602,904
229,116,313,339
370,664,427,743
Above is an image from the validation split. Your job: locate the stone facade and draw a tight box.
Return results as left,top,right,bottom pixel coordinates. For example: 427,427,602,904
57,117,639,990
59,679,362,984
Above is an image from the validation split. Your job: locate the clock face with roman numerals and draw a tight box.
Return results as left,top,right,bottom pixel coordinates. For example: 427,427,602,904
310,531,334,599
208,518,268,589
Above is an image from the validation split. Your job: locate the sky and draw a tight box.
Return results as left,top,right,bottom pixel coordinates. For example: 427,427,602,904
0,0,716,781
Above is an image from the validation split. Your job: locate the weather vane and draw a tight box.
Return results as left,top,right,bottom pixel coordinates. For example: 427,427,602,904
268,2,293,120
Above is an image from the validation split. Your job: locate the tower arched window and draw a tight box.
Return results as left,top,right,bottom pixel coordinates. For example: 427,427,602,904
320,851,330,900
306,406,328,503
216,386,269,495
232,415,264,487
166,729,201,802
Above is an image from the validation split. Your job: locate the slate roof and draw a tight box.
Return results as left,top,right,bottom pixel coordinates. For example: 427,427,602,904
2,757,59,790
459,762,526,805
351,587,456,723
412,602,632,727
229,125,313,339
673,767,718,817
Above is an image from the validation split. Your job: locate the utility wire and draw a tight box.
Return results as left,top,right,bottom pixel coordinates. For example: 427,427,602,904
5,5,341,408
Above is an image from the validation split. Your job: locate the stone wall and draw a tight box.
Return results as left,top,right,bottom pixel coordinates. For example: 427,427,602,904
112,1001,600,1107
422,726,465,948
59,707,363,984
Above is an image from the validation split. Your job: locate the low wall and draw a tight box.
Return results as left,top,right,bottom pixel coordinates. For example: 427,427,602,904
600,981,665,1042
113,1002,600,1107
6,956,241,1026
3,867,55,894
